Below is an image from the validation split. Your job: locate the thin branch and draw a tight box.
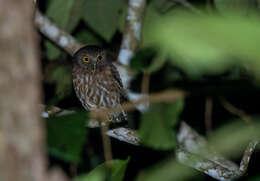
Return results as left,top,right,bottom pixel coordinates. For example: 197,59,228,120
101,125,113,161
90,90,186,121
106,128,140,145
141,72,150,94
220,97,252,124
238,140,258,175
42,89,185,127
128,91,149,113
204,97,213,135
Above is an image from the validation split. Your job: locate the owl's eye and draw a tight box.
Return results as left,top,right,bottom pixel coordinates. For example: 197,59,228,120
97,55,103,62
82,56,90,63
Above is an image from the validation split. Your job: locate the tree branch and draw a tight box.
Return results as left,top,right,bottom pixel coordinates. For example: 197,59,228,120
117,0,147,66
105,121,258,181
34,10,83,56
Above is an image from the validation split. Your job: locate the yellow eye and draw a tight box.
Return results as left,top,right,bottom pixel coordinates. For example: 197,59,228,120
97,55,103,62
82,56,90,63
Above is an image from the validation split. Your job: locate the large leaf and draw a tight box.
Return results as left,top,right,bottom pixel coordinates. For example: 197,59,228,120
64,0,86,33
130,48,167,73
75,29,102,46
214,0,256,15
130,48,157,72
145,11,260,78
46,110,88,163
73,158,130,181
45,0,82,60
139,100,184,150
82,0,126,41
46,0,75,28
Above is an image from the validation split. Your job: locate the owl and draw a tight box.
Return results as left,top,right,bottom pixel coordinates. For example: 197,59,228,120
72,45,127,123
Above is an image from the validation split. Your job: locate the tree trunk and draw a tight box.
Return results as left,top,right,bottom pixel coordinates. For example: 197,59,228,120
0,1,47,181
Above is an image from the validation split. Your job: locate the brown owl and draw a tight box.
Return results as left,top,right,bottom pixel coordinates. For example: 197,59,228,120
72,45,127,123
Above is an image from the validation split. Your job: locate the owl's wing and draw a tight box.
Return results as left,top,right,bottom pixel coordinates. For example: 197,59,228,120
110,63,128,104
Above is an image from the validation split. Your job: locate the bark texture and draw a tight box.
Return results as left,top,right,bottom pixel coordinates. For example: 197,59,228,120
0,1,47,181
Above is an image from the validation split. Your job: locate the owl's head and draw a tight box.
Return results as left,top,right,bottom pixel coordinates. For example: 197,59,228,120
72,45,110,72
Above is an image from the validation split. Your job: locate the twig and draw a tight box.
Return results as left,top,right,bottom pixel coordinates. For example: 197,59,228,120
41,89,185,127
141,72,150,94
101,125,113,162
204,97,213,135
171,0,202,14
238,140,258,175
69,164,78,177
90,90,186,120
106,127,140,145
220,97,252,124
128,91,149,113
117,0,147,66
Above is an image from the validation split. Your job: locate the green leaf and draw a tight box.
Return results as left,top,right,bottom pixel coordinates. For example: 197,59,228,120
74,169,105,181
139,100,184,150
145,11,260,78
146,52,167,73
149,0,176,13
142,4,162,48
75,30,102,46
46,0,75,28
45,0,81,60
64,0,86,33
46,110,88,163
82,0,126,41
130,48,166,73
45,41,62,60
130,48,157,72
73,158,130,181
214,0,256,15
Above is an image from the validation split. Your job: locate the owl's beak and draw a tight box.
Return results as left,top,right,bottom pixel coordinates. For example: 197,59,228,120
93,62,97,73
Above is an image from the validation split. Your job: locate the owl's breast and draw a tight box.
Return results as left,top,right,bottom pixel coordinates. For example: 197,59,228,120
72,66,120,110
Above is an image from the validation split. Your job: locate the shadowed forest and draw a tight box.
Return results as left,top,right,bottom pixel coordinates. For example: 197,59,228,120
1,0,260,181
